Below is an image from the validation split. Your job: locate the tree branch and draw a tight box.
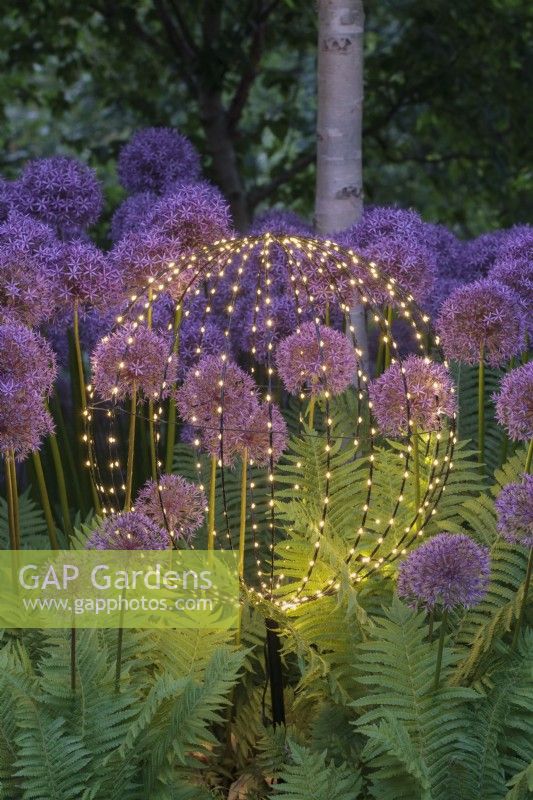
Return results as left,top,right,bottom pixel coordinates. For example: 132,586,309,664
248,150,315,209
153,0,198,92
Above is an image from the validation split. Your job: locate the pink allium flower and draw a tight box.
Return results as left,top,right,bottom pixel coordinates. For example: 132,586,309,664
110,191,157,242
176,355,259,463
0,382,54,460
52,240,123,310
241,403,288,467
135,474,206,540
91,323,175,401
495,475,533,549
275,322,357,397
0,243,57,326
86,511,170,550
369,355,457,437
397,533,490,610
144,181,232,248
494,362,533,442
0,321,57,396
436,279,526,367
117,127,201,194
17,156,103,231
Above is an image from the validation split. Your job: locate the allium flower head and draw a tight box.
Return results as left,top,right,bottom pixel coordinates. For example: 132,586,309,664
369,356,456,437
436,279,526,367
110,228,196,296
178,313,229,378
0,179,17,222
144,181,232,248
0,243,57,326
0,321,57,396
275,322,357,397
17,156,103,231
495,476,533,549
91,323,175,401
489,227,533,322
118,127,201,194
233,294,298,365
110,191,157,242
135,474,206,540
462,230,507,278
0,210,57,253
397,533,490,610
241,403,288,466
250,209,312,236
0,382,54,460
494,362,533,442
86,511,170,550
176,355,259,463
423,222,463,280
52,240,123,310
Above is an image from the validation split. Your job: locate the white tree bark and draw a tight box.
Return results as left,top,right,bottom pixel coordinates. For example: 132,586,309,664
315,0,368,368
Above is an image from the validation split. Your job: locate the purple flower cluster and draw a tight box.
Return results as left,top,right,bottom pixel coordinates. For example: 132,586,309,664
0,210,57,253
52,240,123,310
489,226,533,325
0,242,57,326
0,321,57,459
495,476,533,549
436,279,526,366
117,128,201,194
109,228,186,294
494,362,533,442
275,322,357,397
397,532,490,610
17,156,103,232
462,230,507,278
86,511,170,550
135,474,206,541
369,356,456,437
240,403,288,467
110,191,157,243
91,323,175,401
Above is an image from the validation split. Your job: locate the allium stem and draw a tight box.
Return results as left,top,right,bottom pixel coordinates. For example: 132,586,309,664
4,454,18,550
525,439,533,474
512,547,532,651
384,305,393,370
207,455,217,551
238,450,248,579
49,432,73,541
164,305,182,475
50,394,83,513
70,627,76,693
478,344,485,471
412,422,421,522
124,385,137,511
308,396,316,430
32,451,59,549
146,287,157,482
8,456,20,549
433,609,448,690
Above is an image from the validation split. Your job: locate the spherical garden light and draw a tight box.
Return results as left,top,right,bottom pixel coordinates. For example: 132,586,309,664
84,232,457,611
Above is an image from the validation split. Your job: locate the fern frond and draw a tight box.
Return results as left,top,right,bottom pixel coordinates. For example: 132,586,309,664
270,740,362,800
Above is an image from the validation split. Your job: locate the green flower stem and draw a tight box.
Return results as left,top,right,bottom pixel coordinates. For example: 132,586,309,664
238,450,248,579
164,305,183,475
512,548,533,650
4,453,18,550
71,627,76,693
124,385,137,511
384,305,393,369
146,288,157,482
525,438,533,474
32,451,59,549
433,609,448,690
325,302,330,327
49,431,73,541
478,343,485,471
8,457,20,548
50,394,83,512
308,396,316,430
115,627,124,693
207,455,217,551
412,421,421,523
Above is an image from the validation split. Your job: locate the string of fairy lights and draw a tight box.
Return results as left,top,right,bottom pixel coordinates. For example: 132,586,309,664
84,233,457,610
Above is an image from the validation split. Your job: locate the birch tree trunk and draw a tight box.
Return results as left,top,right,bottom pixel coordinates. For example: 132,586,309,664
315,0,368,368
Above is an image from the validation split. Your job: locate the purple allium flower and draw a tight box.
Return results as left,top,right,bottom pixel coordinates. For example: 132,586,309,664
0,243,57,326
17,157,103,231
117,127,201,194
0,179,17,222
109,228,197,296
250,209,313,236
423,223,463,280
489,227,533,322
110,191,157,242
135,474,206,540
144,181,232,248
397,532,490,610
0,382,54,460
436,279,526,367
233,295,298,365
494,362,533,442
51,240,123,310
495,476,533,549
369,356,456,437
0,210,57,253
86,511,170,550
176,355,259,463
241,403,288,467
275,322,357,397
178,313,229,378
91,323,175,401
462,230,507,278
340,207,437,303
0,321,57,396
